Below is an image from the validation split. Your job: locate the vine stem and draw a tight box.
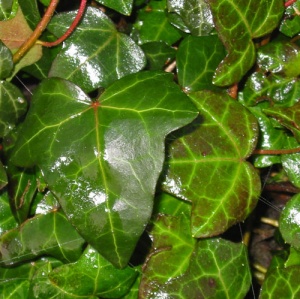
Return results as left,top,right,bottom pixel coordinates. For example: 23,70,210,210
285,0,297,7
40,0,87,47
253,147,300,155
13,0,87,64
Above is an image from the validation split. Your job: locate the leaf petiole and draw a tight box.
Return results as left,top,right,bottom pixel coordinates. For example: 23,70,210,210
253,147,300,155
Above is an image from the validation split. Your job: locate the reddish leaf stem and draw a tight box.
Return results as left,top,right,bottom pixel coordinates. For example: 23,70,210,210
253,147,300,155
13,0,60,63
40,0,87,47
285,0,297,7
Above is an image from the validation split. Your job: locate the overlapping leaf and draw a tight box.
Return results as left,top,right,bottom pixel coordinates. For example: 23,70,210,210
176,35,226,92
140,213,251,298
48,7,146,92
0,210,85,266
95,0,133,15
167,0,215,36
280,0,300,37
0,163,7,190
0,191,18,234
206,0,284,86
0,81,27,138
163,91,261,237
0,0,18,20
11,72,198,267
0,41,13,79
131,0,182,46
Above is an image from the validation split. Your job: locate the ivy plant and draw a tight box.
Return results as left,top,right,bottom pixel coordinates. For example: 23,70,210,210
0,0,300,298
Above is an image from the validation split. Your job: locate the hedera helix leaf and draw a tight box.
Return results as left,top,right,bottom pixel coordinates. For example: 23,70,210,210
279,193,300,251
0,210,85,266
95,0,133,15
0,163,7,190
167,0,215,36
11,72,198,268
0,40,13,79
140,214,251,299
0,81,27,138
206,0,284,86
176,35,226,92
0,0,18,21
163,91,261,237
48,7,146,93
0,190,18,234
48,245,138,298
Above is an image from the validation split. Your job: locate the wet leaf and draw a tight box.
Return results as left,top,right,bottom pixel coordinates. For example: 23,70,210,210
279,193,300,250
140,214,251,299
11,72,198,267
0,81,27,138
206,0,284,86
0,41,13,79
260,265,300,298
18,0,41,30
0,0,18,20
167,0,215,36
263,102,300,142
0,7,42,75
95,0,133,15
141,42,176,70
48,245,138,298
163,91,260,237
0,210,85,266
131,0,182,46
0,190,18,234
176,35,226,92
49,7,146,92
280,0,300,37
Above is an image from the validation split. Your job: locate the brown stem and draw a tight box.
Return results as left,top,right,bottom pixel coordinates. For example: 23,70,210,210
13,0,60,63
253,147,300,155
40,0,87,47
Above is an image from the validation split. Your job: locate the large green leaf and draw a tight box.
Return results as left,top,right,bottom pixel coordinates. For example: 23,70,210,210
0,190,18,235
206,0,284,86
95,0,133,15
48,245,138,298
140,214,251,298
163,91,260,237
0,40,13,79
0,0,18,20
280,0,300,37
176,35,226,92
131,0,182,46
48,7,146,92
11,72,198,267
167,0,215,36
0,81,27,138
0,210,85,266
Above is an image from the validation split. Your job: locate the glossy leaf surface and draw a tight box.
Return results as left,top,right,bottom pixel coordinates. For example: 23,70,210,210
280,0,300,37
0,163,7,190
207,0,284,86
279,193,300,251
260,265,300,298
167,0,215,35
49,7,146,92
163,91,260,237
141,214,251,298
0,0,18,20
0,41,13,79
49,245,138,298
95,0,133,15
0,210,85,266
11,72,198,267
177,35,226,92
132,0,182,46
0,81,27,138
0,191,18,235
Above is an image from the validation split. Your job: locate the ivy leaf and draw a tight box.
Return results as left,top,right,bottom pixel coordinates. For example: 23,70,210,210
176,35,226,92
48,245,138,298
0,210,85,266
0,81,27,138
167,0,215,36
95,0,133,15
280,0,300,37
0,163,7,190
0,191,18,235
263,102,300,142
260,265,300,298
48,7,146,92
18,0,41,30
206,0,284,86
0,0,18,20
0,40,13,79
0,7,42,76
163,91,260,237
131,0,182,46
11,72,198,268
279,193,300,251
140,214,251,298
